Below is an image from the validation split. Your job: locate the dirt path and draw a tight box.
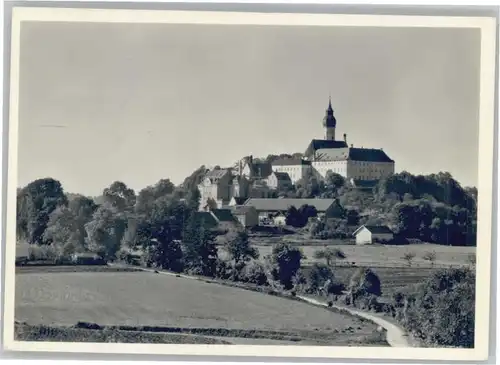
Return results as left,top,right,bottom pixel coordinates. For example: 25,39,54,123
296,295,413,347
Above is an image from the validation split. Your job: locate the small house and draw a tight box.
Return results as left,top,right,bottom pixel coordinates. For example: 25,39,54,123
265,171,292,191
272,213,287,226
353,225,394,245
230,205,259,228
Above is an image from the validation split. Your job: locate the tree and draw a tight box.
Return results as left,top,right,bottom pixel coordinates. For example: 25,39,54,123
285,206,301,227
42,206,82,260
17,178,68,244
313,247,347,267
395,267,475,347
295,170,323,198
322,171,346,198
135,179,175,215
67,195,98,248
205,198,218,211
270,243,303,290
285,204,317,228
186,187,201,212
422,251,437,267
182,165,209,193
345,209,360,226
182,211,218,277
348,268,382,300
402,251,416,267
307,263,334,294
85,203,127,261
102,181,136,212
134,196,186,272
223,230,259,267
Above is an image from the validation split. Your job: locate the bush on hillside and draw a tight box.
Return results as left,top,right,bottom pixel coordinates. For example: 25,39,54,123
348,268,382,300
306,263,334,294
394,267,475,348
28,244,59,262
242,261,269,286
215,258,233,280
291,270,307,292
323,279,346,296
270,243,304,290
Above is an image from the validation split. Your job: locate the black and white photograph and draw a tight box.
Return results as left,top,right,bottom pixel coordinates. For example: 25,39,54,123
2,5,497,361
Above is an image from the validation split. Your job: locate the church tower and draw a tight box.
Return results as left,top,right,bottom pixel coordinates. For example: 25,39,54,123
322,97,337,141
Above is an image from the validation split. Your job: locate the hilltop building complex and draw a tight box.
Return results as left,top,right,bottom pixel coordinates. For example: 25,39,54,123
197,98,395,210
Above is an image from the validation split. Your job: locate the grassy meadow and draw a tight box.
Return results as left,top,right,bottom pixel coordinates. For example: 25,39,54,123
15,269,386,346
251,237,476,268
249,235,475,299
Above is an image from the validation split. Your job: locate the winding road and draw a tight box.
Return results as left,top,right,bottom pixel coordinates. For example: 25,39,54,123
109,263,414,348
297,295,413,347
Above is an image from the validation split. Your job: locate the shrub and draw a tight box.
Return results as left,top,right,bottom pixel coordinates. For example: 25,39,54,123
422,251,437,266
117,249,141,265
394,267,475,348
324,279,346,295
28,244,58,262
243,261,269,286
357,294,383,312
70,253,106,265
270,243,303,290
402,251,416,267
307,263,334,294
291,270,307,292
313,247,347,267
348,268,382,300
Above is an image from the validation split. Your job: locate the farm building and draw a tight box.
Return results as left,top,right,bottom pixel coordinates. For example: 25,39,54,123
353,225,394,245
209,209,242,230
265,171,293,190
230,205,259,228
193,211,220,229
272,213,287,226
243,198,338,219
228,197,248,206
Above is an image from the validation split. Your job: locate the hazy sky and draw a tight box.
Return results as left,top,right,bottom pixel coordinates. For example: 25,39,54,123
18,22,480,196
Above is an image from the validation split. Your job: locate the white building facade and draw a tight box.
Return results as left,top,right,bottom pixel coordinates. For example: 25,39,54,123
353,225,394,245
272,98,395,184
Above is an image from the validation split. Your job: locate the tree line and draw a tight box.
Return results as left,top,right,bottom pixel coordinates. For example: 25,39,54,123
266,169,477,246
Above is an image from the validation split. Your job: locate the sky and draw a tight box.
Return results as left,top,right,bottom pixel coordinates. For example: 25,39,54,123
17,21,480,196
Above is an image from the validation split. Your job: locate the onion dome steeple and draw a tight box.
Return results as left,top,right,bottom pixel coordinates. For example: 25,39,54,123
323,96,337,128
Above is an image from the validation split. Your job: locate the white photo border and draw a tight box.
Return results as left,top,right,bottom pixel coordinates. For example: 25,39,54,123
2,7,497,361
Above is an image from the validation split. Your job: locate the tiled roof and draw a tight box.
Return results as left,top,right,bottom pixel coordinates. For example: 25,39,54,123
310,146,394,163
211,209,237,222
272,158,311,166
230,205,257,215
354,225,393,235
273,172,292,182
364,225,394,234
193,212,219,228
348,148,394,163
350,179,379,189
304,139,348,158
314,148,350,161
230,197,248,205
251,162,273,178
244,198,336,212
203,169,231,184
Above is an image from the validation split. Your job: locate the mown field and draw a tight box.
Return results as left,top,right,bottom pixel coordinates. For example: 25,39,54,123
251,238,475,299
252,240,475,268
15,269,386,346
